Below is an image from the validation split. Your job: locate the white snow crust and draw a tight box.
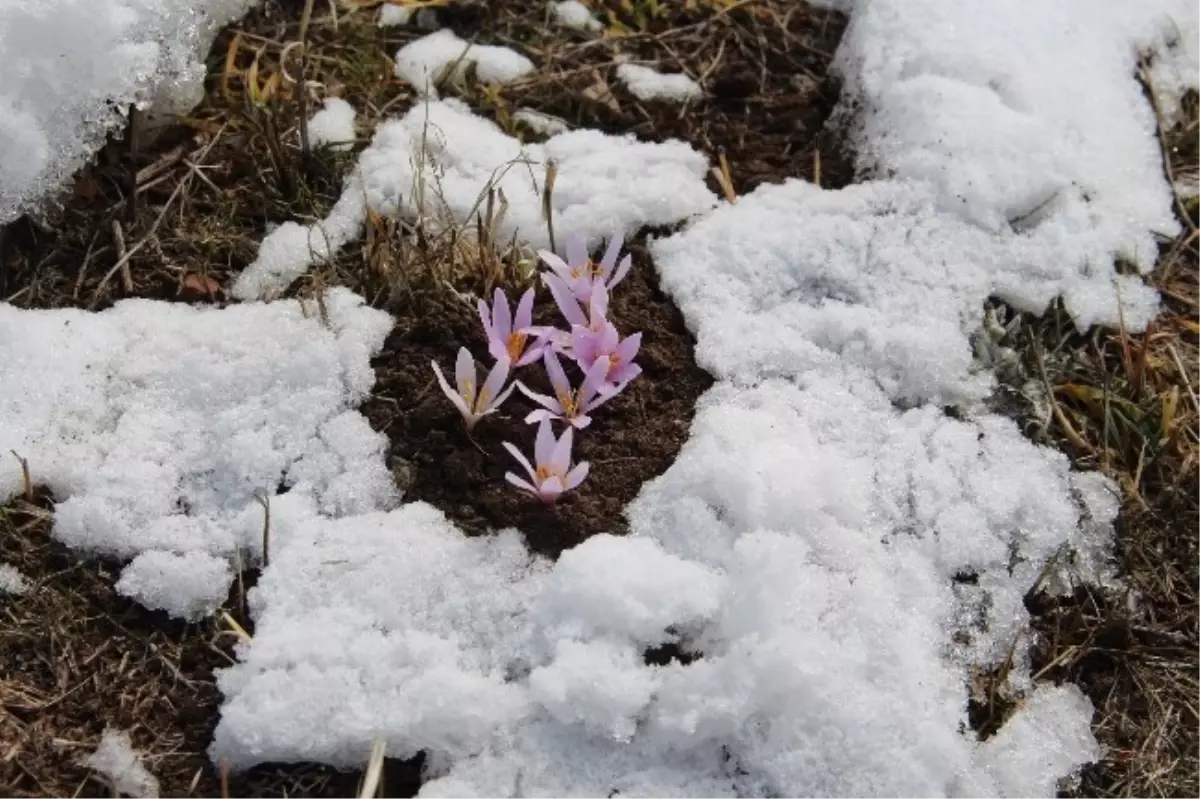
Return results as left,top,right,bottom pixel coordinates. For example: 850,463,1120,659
308,97,357,150
232,99,716,300
553,1,603,33
0,563,31,595
0,289,397,618
395,29,535,97
84,727,161,798
0,0,258,224
616,63,703,102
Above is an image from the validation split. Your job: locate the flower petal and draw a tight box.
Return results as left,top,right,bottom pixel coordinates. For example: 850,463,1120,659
479,356,512,412
505,472,540,496
599,231,625,276
579,356,612,408
455,347,476,402
534,417,555,466
614,331,642,365
514,288,536,332
503,442,538,483
564,460,590,490
565,234,587,269
542,273,587,327
477,298,493,339
493,288,512,339
609,362,643,391
588,283,609,329
569,414,592,429
538,249,573,277
516,380,563,412
600,321,620,354
525,408,561,425
538,475,565,503
571,325,598,368
432,360,473,420
543,348,572,400
515,340,548,367
550,425,574,475
607,253,633,291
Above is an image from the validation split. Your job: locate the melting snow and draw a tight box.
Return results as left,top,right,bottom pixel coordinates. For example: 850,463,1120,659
0,289,396,618
232,99,716,300
83,728,161,798
0,0,259,224
553,1,603,33
308,97,357,150
395,29,535,97
617,63,703,102
0,563,31,595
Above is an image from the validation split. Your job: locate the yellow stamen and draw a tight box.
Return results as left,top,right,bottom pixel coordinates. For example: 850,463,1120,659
474,388,490,413
506,331,527,362
463,378,476,407
557,390,579,417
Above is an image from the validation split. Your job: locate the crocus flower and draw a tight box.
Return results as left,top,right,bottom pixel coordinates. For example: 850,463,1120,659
431,347,515,429
572,321,643,393
516,348,620,429
538,232,632,305
503,418,589,503
543,274,609,343
478,287,549,367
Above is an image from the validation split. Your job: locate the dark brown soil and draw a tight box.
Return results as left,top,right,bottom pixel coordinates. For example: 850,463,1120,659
362,239,713,557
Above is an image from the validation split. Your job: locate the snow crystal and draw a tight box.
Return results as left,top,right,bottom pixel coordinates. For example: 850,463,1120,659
0,288,397,619
233,99,715,300
0,0,258,224
0,563,31,595
116,550,232,620
308,97,357,150
553,1,603,32
617,63,703,102
395,29,535,96
84,728,161,798
832,0,1196,330
513,108,571,136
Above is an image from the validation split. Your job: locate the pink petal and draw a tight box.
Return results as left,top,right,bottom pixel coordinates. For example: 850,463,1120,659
588,283,609,330
525,408,563,426
550,425,574,475
608,362,642,391
534,418,556,466
538,249,573,277
478,356,512,412
503,442,538,483
515,341,548,367
579,356,612,408
543,348,573,401
432,360,473,420
514,288,536,331
564,461,590,490
598,232,625,277
455,347,476,401
565,234,587,270
571,325,599,368
505,472,540,496
515,381,563,412
478,298,493,339
538,475,565,503
600,321,620,354
492,288,512,339
568,414,593,429
607,254,632,291
614,331,642,364
542,273,587,327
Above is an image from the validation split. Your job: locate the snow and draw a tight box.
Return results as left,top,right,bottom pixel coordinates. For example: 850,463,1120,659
513,107,571,136
0,563,31,595
233,99,716,300
395,29,535,96
308,97,357,150
84,728,161,798
378,3,412,27
0,0,258,224
617,63,703,102
553,1,603,32
0,289,397,619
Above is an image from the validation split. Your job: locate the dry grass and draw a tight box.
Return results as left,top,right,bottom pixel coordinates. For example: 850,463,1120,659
988,89,1199,798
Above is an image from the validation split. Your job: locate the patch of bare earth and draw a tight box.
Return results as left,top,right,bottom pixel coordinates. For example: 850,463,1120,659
0,1,850,796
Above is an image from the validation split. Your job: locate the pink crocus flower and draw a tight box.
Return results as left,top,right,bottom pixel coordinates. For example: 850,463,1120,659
503,418,589,503
478,287,549,367
543,273,609,345
431,347,516,429
538,232,632,305
572,322,643,393
516,348,620,429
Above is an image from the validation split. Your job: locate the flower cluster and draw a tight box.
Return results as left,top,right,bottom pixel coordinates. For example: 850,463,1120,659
430,232,643,502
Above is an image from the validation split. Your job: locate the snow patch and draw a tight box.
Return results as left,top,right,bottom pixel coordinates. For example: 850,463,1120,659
513,108,571,136
0,289,397,619
0,0,259,224
234,99,716,300
617,63,703,102
553,1,603,32
395,29,534,96
84,728,161,798
308,97,357,150
0,563,31,596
